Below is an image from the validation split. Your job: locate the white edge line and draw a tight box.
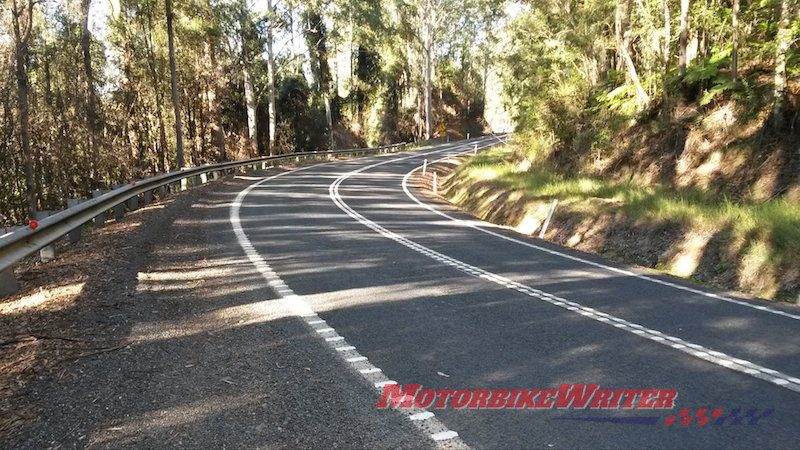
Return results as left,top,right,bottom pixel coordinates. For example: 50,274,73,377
230,147,473,448
400,151,800,322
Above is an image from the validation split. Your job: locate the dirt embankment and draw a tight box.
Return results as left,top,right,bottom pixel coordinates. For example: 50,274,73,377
420,152,799,304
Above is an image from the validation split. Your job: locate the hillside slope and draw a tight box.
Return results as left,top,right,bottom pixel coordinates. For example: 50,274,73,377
442,94,800,302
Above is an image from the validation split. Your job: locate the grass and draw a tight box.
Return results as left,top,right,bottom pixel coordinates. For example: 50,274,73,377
449,146,800,300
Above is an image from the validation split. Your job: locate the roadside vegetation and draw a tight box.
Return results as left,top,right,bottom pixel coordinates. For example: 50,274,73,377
445,145,800,300
442,0,800,301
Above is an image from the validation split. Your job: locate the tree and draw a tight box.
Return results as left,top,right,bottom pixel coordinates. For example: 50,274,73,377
11,0,36,217
166,0,185,169
678,0,691,76
731,0,740,82
266,0,277,154
239,0,259,157
771,0,794,127
619,0,650,108
303,7,334,149
662,0,672,113
80,0,101,184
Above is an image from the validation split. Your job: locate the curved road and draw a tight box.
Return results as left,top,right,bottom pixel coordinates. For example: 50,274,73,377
233,137,800,448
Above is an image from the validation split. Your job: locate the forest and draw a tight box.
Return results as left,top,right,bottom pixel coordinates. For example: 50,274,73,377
0,0,503,226
1,0,799,297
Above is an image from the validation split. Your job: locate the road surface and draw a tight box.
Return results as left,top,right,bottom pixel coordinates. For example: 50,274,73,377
230,136,800,448
10,137,800,448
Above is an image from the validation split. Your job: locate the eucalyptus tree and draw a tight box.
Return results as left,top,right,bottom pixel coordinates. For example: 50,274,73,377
10,0,36,217
166,0,185,168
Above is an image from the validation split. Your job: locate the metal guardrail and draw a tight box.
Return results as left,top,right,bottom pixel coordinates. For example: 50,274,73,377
0,143,407,294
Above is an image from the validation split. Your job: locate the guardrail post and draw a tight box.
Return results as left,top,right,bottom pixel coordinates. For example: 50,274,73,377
66,199,86,243
35,211,57,262
111,185,126,220
114,202,125,221
144,189,154,205
0,266,19,297
538,199,558,239
126,193,139,212
158,185,167,199
180,177,188,191
92,189,107,227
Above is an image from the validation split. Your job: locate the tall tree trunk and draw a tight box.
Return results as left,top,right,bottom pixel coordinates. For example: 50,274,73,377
615,1,624,72
81,0,101,185
240,5,258,157
243,65,258,157
325,97,334,150
166,0,185,168
12,0,36,218
621,0,650,108
423,19,433,140
146,22,168,172
772,0,792,128
662,0,671,115
266,0,277,155
678,0,691,76
303,9,334,150
208,43,227,162
617,0,632,84
731,0,740,82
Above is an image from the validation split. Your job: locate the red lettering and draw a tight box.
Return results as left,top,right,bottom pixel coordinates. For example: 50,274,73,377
376,384,421,409
555,384,598,409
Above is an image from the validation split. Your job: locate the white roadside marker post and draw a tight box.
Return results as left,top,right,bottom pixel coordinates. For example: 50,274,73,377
538,199,558,239
422,159,427,175
433,171,438,196
474,143,478,154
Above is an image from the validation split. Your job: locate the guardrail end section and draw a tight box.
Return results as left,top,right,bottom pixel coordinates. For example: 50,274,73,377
0,266,19,297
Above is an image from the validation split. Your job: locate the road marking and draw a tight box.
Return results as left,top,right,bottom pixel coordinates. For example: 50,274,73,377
410,411,435,421
230,147,470,448
400,154,800,322
432,431,460,441
329,147,800,395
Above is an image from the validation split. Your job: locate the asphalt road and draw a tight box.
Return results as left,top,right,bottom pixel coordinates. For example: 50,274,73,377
234,137,800,448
